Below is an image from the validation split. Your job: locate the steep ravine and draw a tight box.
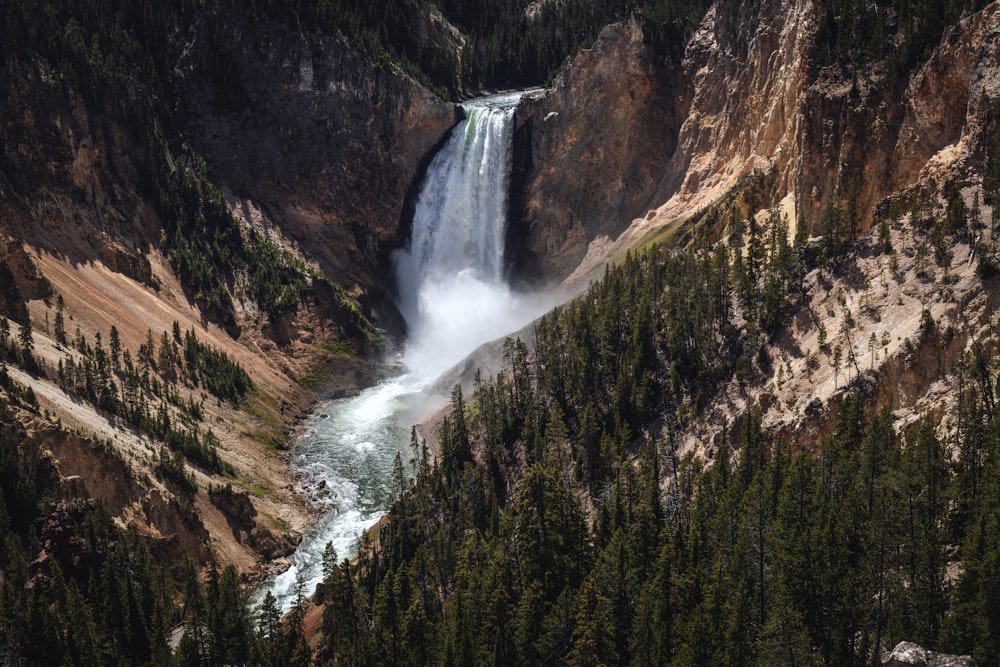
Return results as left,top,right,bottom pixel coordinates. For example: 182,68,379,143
3,0,1000,586
0,15,459,577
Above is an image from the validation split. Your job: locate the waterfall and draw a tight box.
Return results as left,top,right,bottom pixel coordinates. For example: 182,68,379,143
396,97,517,293
394,92,535,381
259,91,556,614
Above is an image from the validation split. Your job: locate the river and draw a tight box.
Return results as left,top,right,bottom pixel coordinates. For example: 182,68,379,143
259,91,558,613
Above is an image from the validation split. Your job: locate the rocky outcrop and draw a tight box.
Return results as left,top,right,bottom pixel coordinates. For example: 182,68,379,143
0,236,53,302
796,2,1000,235
30,499,104,581
43,429,212,562
665,0,811,221
248,527,303,561
0,63,160,265
884,641,976,667
510,16,682,282
180,20,460,293
209,484,257,541
511,1,812,284
510,1,1000,285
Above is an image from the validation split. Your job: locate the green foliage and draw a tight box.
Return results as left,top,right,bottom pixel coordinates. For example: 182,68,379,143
815,0,990,75
0,0,710,103
298,213,1000,665
157,157,312,324
0,413,175,666
452,0,712,91
981,93,1000,202
308,366,1000,665
157,161,238,320
247,0,711,95
156,447,198,495
53,323,240,476
180,326,252,402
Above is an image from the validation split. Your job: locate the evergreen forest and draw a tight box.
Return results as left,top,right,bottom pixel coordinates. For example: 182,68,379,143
3,179,1000,663
1,0,1000,665
0,0,712,100
3,0,990,98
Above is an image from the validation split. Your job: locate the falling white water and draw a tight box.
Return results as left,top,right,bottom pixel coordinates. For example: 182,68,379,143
258,91,558,614
393,91,550,380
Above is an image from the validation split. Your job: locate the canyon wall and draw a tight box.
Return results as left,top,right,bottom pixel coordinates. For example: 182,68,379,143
179,19,460,291
509,17,682,282
511,0,1000,285
795,1,1000,234
0,16,458,574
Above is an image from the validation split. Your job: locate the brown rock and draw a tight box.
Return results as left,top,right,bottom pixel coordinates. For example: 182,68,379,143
180,18,460,292
97,240,154,287
511,1,813,284
511,15,682,282
249,527,303,560
209,484,258,540
797,3,1000,237
509,1,1000,287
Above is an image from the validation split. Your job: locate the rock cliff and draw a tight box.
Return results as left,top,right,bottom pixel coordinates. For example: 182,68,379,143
510,16,682,282
0,62,160,270
510,1,1000,286
180,19,460,293
796,2,1000,236
511,0,811,283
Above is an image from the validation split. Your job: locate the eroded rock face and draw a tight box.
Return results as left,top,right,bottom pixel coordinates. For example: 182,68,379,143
511,0,812,284
667,0,811,217
796,3,1000,235
509,1,1000,285
0,63,159,266
510,16,682,282
180,20,460,291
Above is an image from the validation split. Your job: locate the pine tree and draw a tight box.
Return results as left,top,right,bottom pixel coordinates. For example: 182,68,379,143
17,319,32,356
899,419,950,646
53,298,66,345
109,325,121,373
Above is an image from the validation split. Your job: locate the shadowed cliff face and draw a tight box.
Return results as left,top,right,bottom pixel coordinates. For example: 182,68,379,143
0,64,161,270
0,18,460,306
180,21,460,293
510,17,682,283
510,0,1000,285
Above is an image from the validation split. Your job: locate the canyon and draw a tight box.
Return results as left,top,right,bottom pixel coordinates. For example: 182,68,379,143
2,0,999,594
